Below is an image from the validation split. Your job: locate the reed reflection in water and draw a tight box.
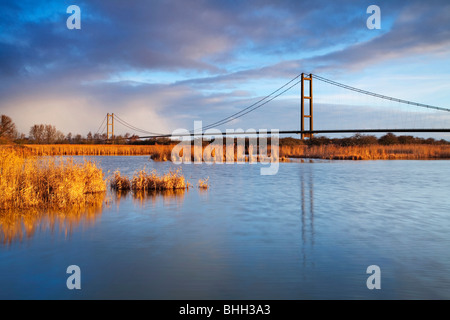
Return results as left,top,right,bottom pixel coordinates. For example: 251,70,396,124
112,188,187,209
0,186,192,246
0,192,106,246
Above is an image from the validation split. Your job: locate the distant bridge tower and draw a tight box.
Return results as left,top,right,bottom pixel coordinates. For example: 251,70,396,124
301,73,313,139
107,113,114,141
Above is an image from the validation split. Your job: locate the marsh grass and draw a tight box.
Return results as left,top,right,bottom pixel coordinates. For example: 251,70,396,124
198,177,209,189
110,171,131,191
149,145,173,161
20,144,281,163
111,168,190,191
126,143,450,162
279,144,450,160
0,148,106,210
24,144,177,158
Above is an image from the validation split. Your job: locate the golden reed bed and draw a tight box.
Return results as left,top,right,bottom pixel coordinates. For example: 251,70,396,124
23,144,174,156
12,143,450,160
3,143,450,160
110,168,209,191
0,146,208,210
111,168,189,191
279,144,450,160
0,147,106,210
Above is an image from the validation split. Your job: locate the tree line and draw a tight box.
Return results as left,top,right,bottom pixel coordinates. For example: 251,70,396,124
0,114,144,145
280,133,450,146
1,114,449,146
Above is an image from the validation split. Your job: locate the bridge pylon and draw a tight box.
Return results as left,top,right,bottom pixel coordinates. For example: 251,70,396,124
301,73,313,139
107,113,114,141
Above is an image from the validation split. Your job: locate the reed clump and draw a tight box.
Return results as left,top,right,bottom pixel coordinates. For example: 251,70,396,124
110,171,131,191
149,145,172,161
110,168,190,191
198,177,209,189
0,148,106,210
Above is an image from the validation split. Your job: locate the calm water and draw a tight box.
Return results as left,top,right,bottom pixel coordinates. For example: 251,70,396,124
1,157,450,299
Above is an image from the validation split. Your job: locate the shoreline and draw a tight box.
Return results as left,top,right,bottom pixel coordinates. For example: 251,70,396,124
1,143,450,160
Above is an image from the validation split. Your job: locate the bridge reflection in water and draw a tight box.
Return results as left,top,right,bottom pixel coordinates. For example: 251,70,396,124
299,163,315,272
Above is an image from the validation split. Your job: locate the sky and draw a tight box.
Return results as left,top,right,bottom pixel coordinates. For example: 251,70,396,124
1,0,450,138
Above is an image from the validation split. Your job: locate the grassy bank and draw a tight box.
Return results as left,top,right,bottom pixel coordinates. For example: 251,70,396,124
279,144,450,160
22,144,176,156
4,142,450,162
0,147,106,210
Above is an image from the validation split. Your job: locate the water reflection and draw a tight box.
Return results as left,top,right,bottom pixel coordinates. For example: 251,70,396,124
0,187,190,246
0,192,106,246
300,166,315,269
112,188,187,208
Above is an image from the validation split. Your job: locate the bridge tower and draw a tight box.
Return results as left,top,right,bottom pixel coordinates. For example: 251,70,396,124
107,113,114,141
301,73,313,139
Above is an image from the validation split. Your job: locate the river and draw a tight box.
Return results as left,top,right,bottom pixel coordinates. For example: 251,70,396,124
1,156,449,299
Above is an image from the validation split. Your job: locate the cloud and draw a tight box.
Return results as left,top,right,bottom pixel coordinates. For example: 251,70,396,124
0,0,449,138
306,1,450,72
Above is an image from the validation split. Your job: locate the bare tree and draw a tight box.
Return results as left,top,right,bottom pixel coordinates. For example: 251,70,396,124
29,124,66,144
29,124,45,144
93,133,101,144
0,115,18,140
55,130,65,143
44,125,58,144
73,134,83,144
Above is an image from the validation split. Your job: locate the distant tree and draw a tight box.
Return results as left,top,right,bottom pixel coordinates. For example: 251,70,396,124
44,125,58,144
378,133,399,145
397,135,416,144
66,132,73,144
307,136,331,146
279,137,304,146
29,124,65,144
73,134,83,144
55,130,65,144
93,133,102,144
86,131,93,143
0,115,18,140
338,137,357,147
352,134,378,146
129,134,140,143
14,133,27,144
29,124,45,144
154,137,172,145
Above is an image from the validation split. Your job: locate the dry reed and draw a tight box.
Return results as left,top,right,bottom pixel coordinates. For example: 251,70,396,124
198,177,209,189
23,144,176,158
9,142,449,162
279,144,450,160
0,148,106,210
110,168,190,191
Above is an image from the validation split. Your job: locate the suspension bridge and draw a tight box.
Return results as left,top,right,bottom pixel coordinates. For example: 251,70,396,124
94,73,450,141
